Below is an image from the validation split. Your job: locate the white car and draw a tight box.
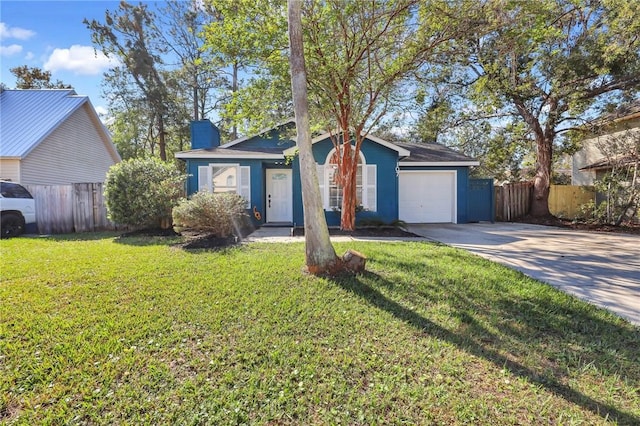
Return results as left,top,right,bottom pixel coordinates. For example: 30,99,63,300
0,181,37,238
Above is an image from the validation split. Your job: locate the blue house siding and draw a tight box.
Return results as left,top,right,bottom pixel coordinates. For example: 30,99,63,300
178,120,480,228
185,158,286,227
295,137,400,227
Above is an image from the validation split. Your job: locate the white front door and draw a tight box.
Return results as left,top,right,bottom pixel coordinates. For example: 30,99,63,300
266,169,293,223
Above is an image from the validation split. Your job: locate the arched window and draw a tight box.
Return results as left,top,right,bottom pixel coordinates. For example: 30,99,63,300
317,147,376,212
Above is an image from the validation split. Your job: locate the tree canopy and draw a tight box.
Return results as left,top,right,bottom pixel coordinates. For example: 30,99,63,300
82,0,640,220
9,66,72,90
432,0,640,215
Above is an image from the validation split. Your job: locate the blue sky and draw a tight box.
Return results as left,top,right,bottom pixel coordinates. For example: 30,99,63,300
0,1,161,116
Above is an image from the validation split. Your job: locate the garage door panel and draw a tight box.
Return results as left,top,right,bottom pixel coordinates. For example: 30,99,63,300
399,171,456,223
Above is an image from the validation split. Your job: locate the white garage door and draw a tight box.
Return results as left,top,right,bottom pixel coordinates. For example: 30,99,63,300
399,171,456,223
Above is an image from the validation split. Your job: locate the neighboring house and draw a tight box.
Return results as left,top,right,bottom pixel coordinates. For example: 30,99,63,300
572,101,640,186
176,120,482,227
0,89,120,185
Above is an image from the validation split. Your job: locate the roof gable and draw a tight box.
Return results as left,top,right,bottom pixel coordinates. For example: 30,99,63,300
176,122,477,166
220,119,296,150
282,131,410,157
0,89,91,158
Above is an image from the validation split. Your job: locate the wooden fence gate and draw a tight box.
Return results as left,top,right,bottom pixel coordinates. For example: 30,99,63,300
494,182,533,221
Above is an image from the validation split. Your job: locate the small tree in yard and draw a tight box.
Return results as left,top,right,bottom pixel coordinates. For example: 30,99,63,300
589,127,640,225
104,158,185,229
172,192,248,238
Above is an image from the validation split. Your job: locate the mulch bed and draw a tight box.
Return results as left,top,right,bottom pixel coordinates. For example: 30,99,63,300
118,226,418,251
119,228,180,237
514,214,640,235
180,234,239,249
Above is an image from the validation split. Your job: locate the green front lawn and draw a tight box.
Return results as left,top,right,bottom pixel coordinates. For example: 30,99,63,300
1,234,638,425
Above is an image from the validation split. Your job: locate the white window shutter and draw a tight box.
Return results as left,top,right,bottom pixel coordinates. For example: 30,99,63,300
364,164,376,211
198,166,211,192
316,163,326,210
239,166,251,207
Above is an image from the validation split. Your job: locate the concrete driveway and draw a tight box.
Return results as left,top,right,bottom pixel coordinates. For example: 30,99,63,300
408,223,640,326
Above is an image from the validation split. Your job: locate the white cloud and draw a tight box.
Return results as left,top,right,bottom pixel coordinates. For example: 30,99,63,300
0,43,22,56
24,51,34,60
94,105,108,116
44,45,119,75
0,23,36,40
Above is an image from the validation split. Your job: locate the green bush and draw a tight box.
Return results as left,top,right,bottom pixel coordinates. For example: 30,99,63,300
172,192,249,237
104,158,185,229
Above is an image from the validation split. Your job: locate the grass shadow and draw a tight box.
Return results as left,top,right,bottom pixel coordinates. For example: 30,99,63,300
331,270,640,425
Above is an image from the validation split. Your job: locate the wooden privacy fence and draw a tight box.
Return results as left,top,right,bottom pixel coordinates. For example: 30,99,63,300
25,183,119,234
548,185,596,219
494,182,597,221
494,181,533,221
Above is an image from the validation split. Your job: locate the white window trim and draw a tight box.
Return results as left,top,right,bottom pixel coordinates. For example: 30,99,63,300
318,148,376,212
197,163,251,207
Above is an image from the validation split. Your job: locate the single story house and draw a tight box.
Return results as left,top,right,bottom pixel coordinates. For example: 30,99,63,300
0,89,120,185
176,120,482,227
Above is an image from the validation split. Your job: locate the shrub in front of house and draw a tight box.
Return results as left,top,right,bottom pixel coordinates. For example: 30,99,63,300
172,192,248,237
104,158,185,229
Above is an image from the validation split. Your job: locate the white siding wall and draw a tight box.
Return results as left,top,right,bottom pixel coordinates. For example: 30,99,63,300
20,104,119,185
572,139,602,186
0,159,21,182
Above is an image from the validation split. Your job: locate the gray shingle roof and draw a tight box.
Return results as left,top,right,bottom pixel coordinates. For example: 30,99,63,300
393,141,477,163
0,89,88,158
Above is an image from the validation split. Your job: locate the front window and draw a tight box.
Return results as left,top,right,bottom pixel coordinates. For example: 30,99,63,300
198,163,251,207
327,162,363,210
320,147,376,212
212,165,237,193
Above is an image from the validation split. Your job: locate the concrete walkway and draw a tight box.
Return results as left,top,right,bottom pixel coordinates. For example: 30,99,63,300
408,223,640,326
243,227,424,243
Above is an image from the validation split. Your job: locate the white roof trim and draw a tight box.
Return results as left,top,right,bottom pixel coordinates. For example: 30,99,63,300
399,161,480,167
220,118,296,148
283,131,411,157
175,151,284,159
364,133,411,156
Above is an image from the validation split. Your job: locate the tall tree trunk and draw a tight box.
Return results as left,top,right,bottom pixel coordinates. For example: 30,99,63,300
193,84,199,121
158,112,167,162
531,135,552,216
232,61,239,141
287,0,339,275
340,153,357,231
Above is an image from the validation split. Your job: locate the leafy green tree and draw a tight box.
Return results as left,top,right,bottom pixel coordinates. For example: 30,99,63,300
157,0,222,122
202,0,290,139
9,66,72,89
203,0,472,230
301,0,479,230
453,0,640,216
104,157,185,229
86,2,173,160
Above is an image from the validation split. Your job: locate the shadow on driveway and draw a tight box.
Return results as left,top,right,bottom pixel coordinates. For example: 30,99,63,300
409,223,640,326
